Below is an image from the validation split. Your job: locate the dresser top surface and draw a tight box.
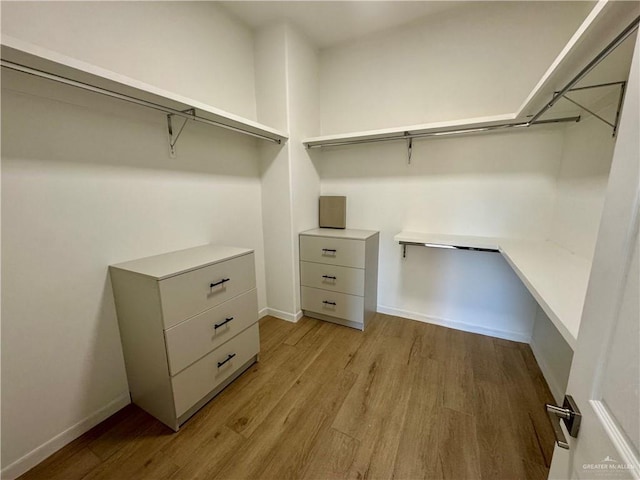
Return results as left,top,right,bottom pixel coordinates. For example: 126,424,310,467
300,228,379,240
110,244,253,280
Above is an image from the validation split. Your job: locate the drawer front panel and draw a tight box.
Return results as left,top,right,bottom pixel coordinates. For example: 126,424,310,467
160,253,255,329
301,286,364,323
165,289,258,376
299,236,365,268
300,261,364,296
171,323,259,417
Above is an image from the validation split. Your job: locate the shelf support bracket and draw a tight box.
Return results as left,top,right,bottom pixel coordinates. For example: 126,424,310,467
402,244,407,259
556,81,627,137
405,132,412,165
167,108,196,158
613,81,627,137
561,95,614,129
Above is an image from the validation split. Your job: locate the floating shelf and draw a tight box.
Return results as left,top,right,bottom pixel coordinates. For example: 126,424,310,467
394,232,501,252
498,238,590,350
395,232,592,350
1,35,288,146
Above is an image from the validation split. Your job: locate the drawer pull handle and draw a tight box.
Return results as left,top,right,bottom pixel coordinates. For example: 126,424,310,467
322,275,337,280
322,248,337,254
214,317,234,330
322,300,337,306
217,353,236,368
210,278,230,288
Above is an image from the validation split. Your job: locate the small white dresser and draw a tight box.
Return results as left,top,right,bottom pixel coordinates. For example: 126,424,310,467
109,244,259,431
300,228,379,330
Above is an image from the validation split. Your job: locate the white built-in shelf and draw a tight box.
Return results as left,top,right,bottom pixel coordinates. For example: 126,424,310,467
395,232,592,350
303,2,637,150
303,114,516,149
517,1,639,118
394,231,502,252
498,239,590,350
0,35,288,145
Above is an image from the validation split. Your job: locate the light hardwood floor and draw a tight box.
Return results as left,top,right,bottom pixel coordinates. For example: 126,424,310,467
19,314,556,480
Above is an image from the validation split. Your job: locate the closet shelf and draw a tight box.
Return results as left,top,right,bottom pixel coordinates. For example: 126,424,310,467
395,232,591,350
304,7,638,150
392,232,502,252
0,36,288,146
302,115,579,149
517,4,639,119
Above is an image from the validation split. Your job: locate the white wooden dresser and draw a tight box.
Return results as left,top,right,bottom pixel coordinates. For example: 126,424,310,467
109,244,259,431
300,228,379,330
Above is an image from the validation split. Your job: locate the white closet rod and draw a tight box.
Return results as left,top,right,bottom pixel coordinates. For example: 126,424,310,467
0,60,283,145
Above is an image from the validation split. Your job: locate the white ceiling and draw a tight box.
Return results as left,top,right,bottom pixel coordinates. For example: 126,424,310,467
219,1,470,49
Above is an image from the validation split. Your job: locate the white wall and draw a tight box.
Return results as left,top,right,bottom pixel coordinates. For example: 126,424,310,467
255,24,297,319
549,99,618,259
1,3,265,477
286,26,321,312
317,127,567,340
1,1,258,120
259,139,297,320
530,91,619,405
319,1,594,133
256,23,320,319
254,24,289,132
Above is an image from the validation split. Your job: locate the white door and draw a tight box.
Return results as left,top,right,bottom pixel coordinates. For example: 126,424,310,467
548,34,640,480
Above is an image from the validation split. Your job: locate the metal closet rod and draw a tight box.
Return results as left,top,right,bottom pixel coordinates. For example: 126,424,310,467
528,14,640,124
0,59,283,145
306,116,581,149
307,14,640,150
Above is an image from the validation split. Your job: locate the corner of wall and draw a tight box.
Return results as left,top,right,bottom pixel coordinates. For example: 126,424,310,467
255,20,321,317
1,393,130,480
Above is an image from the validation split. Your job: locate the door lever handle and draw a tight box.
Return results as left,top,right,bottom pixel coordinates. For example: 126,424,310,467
545,395,581,450
546,405,570,449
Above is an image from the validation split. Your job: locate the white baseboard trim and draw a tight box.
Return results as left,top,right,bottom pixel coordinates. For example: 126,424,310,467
258,307,269,319
1,392,131,480
529,338,565,404
377,305,531,343
262,308,303,323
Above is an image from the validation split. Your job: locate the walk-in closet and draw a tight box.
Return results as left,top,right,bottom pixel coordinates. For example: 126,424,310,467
2,1,638,479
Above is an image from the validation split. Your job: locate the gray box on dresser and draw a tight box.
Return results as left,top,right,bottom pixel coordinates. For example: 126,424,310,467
299,228,379,330
109,244,259,431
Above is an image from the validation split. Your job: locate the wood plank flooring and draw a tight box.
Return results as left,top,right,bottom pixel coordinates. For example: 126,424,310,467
19,314,557,480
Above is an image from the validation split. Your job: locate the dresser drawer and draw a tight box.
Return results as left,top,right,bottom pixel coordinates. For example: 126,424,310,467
159,253,256,328
171,323,259,417
164,289,258,375
300,261,364,296
301,286,364,324
299,236,365,268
